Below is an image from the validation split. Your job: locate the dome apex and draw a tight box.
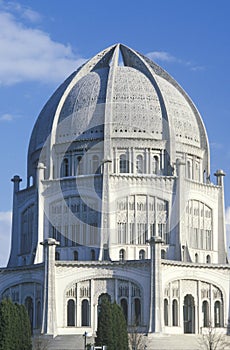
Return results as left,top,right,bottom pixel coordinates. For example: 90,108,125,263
27,44,209,181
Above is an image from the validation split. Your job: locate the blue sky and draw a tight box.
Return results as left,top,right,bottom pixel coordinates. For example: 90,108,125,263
0,0,230,266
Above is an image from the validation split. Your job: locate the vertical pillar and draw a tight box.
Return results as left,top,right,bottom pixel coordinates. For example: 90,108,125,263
161,149,164,174
33,283,37,329
128,281,132,325
179,280,183,329
115,279,118,303
168,282,172,327
129,148,132,173
34,163,46,264
196,280,200,334
175,160,187,261
91,280,94,330
148,236,163,333
198,280,202,333
40,238,59,335
8,175,22,267
210,284,214,327
145,148,149,174
77,283,81,327
214,169,227,263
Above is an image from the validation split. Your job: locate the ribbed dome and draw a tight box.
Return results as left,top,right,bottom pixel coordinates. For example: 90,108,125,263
27,43,209,179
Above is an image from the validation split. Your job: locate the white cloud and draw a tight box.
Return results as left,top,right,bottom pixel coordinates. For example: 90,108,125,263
0,113,14,121
210,142,223,150
0,1,42,23
146,51,179,63
0,211,12,267
190,65,205,72
0,10,87,85
146,51,205,72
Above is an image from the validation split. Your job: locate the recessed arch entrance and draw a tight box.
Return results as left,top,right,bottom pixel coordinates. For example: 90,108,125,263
183,294,195,334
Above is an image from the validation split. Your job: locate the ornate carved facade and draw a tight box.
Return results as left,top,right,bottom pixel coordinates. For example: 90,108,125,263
0,44,229,345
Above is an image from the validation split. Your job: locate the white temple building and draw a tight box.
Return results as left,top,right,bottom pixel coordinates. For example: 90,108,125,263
0,43,229,348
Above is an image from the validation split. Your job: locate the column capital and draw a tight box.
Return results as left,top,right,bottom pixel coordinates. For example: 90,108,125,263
40,238,60,247
11,175,22,183
37,162,46,170
11,175,22,192
214,169,226,186
147,236,164,245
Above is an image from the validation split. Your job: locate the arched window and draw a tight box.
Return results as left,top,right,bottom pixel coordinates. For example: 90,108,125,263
119,249,125,262
98,293,111,316
206,255,211,264
202,301,209,327
76,156,83,175
25,296,33,330
214,301,223,327
73,251,78,261
195,162,200,181
152,156,159,175
203,170,206,183
55,251,60,261
36,301,41,329
172,299,178,326
136,155,144,174
29,176,33,187
91,249,96,261
161,250,166,259
120,154,129,173
187,160,192,179
81,299,89,326
139,249,145,260
183,294,195,334
92,155,100,174
63,158,69,177
67,299,75,326
195,253,199,263
120,298,128,323
164,299,169,326
134,298,141,325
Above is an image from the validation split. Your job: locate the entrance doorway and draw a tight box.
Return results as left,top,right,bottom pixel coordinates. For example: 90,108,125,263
183,294,195,333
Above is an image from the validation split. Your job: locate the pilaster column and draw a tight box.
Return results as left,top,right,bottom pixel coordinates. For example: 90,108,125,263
197,280,202,333
214,169,227,263
91,280,94,329
128,281,132,325
34,163,46,264
40,238,59,335
176,160,186,261
168,282,172,326
210,284,214,327
8,175,22,267
145,148,149,174
77,283,81,327
148,236,163,333
196,280,200,334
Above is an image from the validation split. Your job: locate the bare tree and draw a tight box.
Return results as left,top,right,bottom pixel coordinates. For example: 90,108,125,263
128,325,147,350
32,335,50,350
198,325,230,350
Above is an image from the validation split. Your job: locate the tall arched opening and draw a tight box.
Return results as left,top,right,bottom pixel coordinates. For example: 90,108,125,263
183,294,195,333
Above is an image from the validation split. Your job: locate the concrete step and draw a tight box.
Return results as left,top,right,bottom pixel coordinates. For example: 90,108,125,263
146,333,230,350
50,335,94,350
146,334,200,350
33,333,230,350
33,335,94,350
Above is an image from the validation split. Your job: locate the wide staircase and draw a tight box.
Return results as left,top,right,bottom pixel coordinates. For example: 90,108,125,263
147,334,201,350
38,333,230,350
44,335,94,350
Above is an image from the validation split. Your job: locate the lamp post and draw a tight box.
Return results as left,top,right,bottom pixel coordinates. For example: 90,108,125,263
83,331,87,350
